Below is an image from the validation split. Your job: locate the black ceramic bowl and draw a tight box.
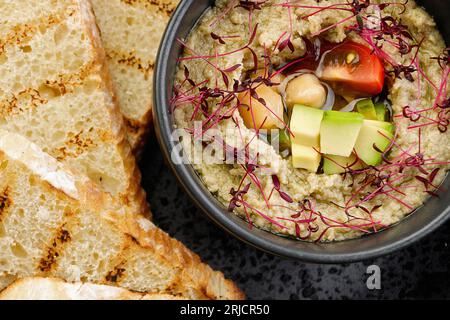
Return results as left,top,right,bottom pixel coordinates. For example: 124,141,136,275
153,0,450,263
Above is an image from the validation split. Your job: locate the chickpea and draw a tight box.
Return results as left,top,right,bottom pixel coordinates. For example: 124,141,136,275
285,74,326,109
238,84,284,130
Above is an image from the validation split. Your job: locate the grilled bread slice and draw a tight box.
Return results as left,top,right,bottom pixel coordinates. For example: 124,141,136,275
0,130,244,300
0,0,148,218
91,0,180,152
0,277,183,300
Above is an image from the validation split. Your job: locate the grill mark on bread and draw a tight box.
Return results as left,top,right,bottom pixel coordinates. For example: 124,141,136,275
120,0,178,16
106,235,139,285
0,89,47,118
57,229,72,243
0,61,96,118
43,61,97,95
164,274,185,296
0,187,12,221
38,247,59,273
105,266,127,283
163,273,209,299
107,50,155,75
54,129,97,161
36,204,75,273
38,226,72,273
0,9,75,56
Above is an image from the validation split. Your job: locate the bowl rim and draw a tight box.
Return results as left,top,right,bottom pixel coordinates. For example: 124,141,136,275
153,0,450,263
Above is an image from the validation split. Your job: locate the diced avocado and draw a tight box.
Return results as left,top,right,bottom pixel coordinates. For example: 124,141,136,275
323,153,366,175
278,128,291,149
356,99,378,120
364,120,395,134
290,105,324,147
354,124,393,166
320,111,364,157
269,129,291,152
292,144,321,172
374,102,388,121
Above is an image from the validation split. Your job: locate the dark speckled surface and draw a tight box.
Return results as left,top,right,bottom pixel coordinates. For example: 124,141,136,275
141,134,450,300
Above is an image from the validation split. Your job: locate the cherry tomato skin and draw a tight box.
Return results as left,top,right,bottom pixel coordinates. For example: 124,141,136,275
320,42,385,97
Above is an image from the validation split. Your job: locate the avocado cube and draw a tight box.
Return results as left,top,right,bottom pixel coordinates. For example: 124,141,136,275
269,129,291,154
320,111,364,157
363,120,395,134
374,102,388,121
290,105,324,148
292,144,321,172
278,128,291,149
354,124,393,166
323,153,365,175
356,99,378,120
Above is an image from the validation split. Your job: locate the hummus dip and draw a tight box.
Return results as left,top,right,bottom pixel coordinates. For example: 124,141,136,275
172,0,450,242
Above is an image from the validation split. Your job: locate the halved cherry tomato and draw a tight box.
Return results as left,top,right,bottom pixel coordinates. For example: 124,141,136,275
319,41,385,97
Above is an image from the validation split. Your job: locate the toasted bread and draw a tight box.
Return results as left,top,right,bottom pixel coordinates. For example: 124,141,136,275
91,0,180,152
0,277,183,300
0,130,244,300
0,0,149,219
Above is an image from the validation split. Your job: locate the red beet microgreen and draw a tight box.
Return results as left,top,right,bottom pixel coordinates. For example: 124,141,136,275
236,0,268,12
270,175,294,203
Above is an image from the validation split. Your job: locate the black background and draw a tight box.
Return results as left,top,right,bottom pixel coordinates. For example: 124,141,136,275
141,136,450,300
